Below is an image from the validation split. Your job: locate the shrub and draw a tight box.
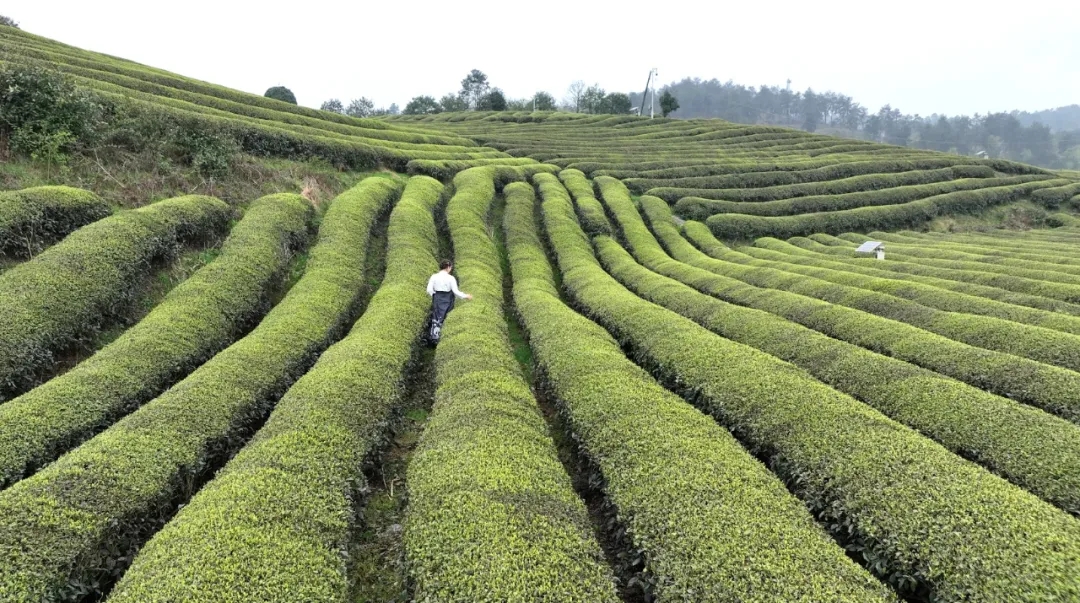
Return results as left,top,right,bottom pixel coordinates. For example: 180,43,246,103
108,177,443,601
558,169,612,235
676,175,1043,219
404,168,619,602
519,177,894,601
0,194,230,399
740,242,1080,333
0,193,312,489
0,15,18,28
618,193,1080,515
263,86,297,105
541,175,1080,602
766,235,1080,314
0,186,111,257
680,219,1080,424
652,165,995,204
705,179,1071,240
0,65,107,162
0,177,400,602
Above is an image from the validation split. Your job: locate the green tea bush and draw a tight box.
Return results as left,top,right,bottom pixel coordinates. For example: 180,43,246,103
614,193,1080,514
624,158,972,192
0,194,229,399
542,176,1080,602
705,179,1070,240
739,243,1080,333
0,193,312,489
0,177,399,602
0,65,107,162
405,156,538,180
679,220,1080,424
766,235,1080,314
558,169,612,235
405,167,619,602
520,177,895,602
0,186,111,257
649,165,996,203
676,176,1042,220
109,177,443,601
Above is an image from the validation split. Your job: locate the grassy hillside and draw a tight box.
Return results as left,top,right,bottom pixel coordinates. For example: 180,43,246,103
3,26,1080,603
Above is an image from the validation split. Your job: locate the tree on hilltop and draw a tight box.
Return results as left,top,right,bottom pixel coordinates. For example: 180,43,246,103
0,15,18,28
660,90,679,117
479,88,507,111
320,99,345,114
404,96,442,115
460,70,490,110
601,92,632,114
532,91,556,111
439,93,469,113
346,97,375,118
264,86,297,105
564,80,586,112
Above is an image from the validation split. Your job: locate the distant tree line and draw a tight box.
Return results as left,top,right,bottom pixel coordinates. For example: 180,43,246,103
631,78,1080,169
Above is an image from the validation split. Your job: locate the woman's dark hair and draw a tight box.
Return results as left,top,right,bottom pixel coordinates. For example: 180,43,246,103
439,259,452,270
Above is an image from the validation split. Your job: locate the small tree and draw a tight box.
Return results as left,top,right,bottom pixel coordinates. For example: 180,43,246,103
600,92,632,114
264,86,297,105
460,69,490,110
0,66,105,163
346,97,375,118
404,95,442,115
580,84,606,113
532,91,556,111
0,15,18,28
479,89,507,111
439,93,469,113
564,80,586,112
320,99,345,114
388,103,400,116
659,90,679,117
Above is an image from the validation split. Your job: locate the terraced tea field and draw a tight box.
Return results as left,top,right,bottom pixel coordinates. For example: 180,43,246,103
2,25,1080,603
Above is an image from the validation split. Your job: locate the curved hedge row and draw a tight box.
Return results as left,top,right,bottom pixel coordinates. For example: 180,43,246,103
705,179,1069,240
558,169,612,235
676,175,1043,220
739,244,1080,335
517,177,894,602
693,244,1080,373
0,186,112,257
0,178,399,603
108,177,444,602
795,235,1080,303
624,158,980,192
612,193,1080,514
587,153,934,181
680,220,1080,424
404,168,618,602
405,157,539,180
1030,181,1080,208
852,233,1080,276
869,234,1080,268
879,230,1080,259
650,165,996,203
756,237,1080,316
0,194,230,400
546,175,1080,602
0,193,313,490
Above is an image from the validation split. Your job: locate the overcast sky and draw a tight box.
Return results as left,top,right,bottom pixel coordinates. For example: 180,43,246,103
8,0,1079,117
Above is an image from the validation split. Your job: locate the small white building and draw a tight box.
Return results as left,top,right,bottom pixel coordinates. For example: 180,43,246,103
855,240,886,260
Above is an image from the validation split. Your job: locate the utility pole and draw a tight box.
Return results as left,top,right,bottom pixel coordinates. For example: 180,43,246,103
650,68,658,119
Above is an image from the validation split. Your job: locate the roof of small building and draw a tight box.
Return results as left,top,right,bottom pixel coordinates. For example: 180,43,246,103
855,241,884,253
